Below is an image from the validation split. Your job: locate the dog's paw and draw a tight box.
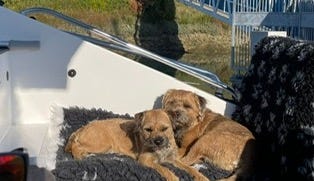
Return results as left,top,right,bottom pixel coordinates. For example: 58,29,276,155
86,153,96,157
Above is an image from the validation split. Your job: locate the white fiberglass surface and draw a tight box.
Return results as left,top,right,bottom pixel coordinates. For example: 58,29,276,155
0,124,48,158
0,53,10,125
0,7,235,166
8,40,234,124
0,125,10,143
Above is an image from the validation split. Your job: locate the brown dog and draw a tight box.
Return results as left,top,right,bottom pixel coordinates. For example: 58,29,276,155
162,89,256,181
65,117,137,159
65,109,208,181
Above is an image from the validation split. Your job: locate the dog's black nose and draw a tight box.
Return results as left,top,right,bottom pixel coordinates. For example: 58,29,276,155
154,137,164,146
174,110,181,117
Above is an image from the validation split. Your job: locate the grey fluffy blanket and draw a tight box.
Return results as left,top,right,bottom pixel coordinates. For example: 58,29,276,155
232,37,314,181
51,107,231,181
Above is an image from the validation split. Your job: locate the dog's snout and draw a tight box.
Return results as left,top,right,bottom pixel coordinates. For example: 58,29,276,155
175,110,181,117
154,137,164,146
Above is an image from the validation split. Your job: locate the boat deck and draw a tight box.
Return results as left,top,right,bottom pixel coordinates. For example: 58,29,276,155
0,124,48,163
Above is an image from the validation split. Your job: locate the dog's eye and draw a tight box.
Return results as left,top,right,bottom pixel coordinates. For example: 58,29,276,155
184,104,192,109
144,128,153,132
161,127,168,132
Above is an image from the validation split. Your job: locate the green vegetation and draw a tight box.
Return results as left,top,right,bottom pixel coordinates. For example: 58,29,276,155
4,0,128,12
4,0,233,93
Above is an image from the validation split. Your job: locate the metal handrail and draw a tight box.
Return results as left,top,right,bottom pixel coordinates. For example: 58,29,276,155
20,7,237,100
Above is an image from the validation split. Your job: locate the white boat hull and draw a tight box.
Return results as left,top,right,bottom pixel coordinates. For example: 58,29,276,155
0,7,235,167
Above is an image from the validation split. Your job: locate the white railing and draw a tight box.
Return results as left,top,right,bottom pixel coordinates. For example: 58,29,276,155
231,0,314,72
177,0,314,72
177,0,234,24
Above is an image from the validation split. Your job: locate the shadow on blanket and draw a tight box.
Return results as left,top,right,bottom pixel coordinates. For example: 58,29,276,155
232,37,314,181
52,107,232,181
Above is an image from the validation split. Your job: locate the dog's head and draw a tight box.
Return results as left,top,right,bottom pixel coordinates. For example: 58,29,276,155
162,89,207,133
134,109,175,152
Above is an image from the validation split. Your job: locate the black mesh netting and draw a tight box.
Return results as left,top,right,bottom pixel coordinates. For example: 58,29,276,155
232,37,314,181
51,107,232,181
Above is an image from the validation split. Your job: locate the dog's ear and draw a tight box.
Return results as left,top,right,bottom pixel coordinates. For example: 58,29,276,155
197,94,207,111
162,89,175,108
134,111,144,133
195,94,207,122
135,111,144,122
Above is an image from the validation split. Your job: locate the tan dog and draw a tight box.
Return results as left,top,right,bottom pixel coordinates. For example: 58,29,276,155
65,117,136,159
162,89,256,181
65,109,208,181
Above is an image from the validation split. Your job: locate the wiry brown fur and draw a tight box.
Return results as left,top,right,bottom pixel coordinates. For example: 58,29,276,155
65,109,208,181
162,89,256,181
65,118,137,159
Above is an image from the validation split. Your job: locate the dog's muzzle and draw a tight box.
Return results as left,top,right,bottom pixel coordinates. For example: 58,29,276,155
147,136,169,150
153,137,165,146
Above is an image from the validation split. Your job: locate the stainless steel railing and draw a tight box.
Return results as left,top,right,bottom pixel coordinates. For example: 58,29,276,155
20,7,237,100
177,0,234,25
